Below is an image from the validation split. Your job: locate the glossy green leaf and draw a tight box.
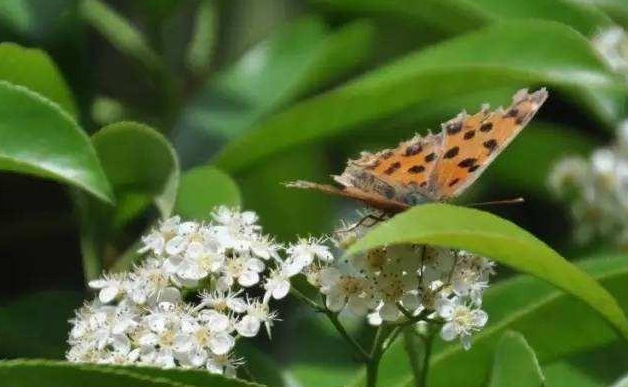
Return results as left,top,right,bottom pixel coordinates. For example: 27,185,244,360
316,0,612,37
92,122,179,217
346,255,628,387
0,43,77,117
75,122,179,280
347,204,628,343
174,166,241,221
214,20,626,173
174,17,373,166
0,359,267,387
544,362,601,387
488,332,545,387
577,0,628,28
0,81,113,202
0,291,83,359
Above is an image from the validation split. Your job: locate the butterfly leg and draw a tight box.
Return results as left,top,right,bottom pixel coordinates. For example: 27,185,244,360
337,211,389,234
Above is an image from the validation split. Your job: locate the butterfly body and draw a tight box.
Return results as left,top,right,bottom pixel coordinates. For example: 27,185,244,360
287,88,548,213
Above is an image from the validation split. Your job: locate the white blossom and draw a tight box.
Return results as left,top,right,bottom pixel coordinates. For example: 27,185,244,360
438,297,488,350
88,273,127,304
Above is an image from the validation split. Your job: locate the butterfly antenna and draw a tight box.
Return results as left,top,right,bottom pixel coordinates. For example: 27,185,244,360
466,197,525,208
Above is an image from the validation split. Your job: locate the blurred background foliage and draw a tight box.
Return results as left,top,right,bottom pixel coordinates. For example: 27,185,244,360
2,1,628,386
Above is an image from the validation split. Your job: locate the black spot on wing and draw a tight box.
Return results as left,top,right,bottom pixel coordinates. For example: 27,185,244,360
408,165,425,174
480,122,493,132
446,121,463,135
384,161,401,175
457,158,477,168
404,143,423,156
483,139,498,154
443,146,459,159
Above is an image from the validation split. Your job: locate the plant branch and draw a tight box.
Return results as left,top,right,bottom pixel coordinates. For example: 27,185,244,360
403,327,423,387
289,289,370,362
419,330,435,387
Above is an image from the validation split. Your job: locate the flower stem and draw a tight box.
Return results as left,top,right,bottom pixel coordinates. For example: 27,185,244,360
366,324,395,387
326,312,371,362
419,329,435,387
403,327,422,387
290,288,370,362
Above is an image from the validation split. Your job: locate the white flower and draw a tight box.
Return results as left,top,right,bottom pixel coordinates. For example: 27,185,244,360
438,297,488,350
263,259,300,302
287,237,334,270
127,259,181,305
89,273,127,303
137,303,181,368
421,246,455,283
249,235,281,260
177,240,225,281
206,353,243,377
216,255,265,290
139,216,188,256
198,289,247,314
592,26,628,75
319,267,378,316
210,207,261,251
174,313,235,364
451,252,494,305
235,299,276,338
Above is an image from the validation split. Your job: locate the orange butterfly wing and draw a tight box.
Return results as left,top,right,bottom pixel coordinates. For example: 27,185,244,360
333,132,443,204
428,88,548,200
288,88,548,211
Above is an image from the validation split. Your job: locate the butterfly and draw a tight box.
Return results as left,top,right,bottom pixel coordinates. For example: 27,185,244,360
287,88,548,214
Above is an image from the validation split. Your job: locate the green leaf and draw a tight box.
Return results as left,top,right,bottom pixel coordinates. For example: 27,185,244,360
174,166,241,221
544,362,605,387
238,146,335,240
316,0,612,37
92,122,179,217
0,43,78,117
0,360,268,387
0,0,80,43
0,291,83,359
75,122,179,280
347,204,628,342
214,20,626,174
488,332,545,387
576,0,628,28
487,123,596,196
79,0,165,77
0,81,113,202
185,0,217,75
348,255,628,387
174,17,374,166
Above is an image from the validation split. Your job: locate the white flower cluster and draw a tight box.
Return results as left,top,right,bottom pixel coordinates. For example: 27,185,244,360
67,207,327,375
549,121,628,248
301,219,494,350
592,26,628,80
